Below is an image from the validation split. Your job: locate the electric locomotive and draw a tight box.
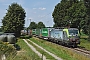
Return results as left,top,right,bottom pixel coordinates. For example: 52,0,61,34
49,28,80,47
63,28,80,47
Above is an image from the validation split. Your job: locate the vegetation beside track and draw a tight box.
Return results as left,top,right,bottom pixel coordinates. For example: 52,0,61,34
79,32,90,50
79,39,90,50
13,39,41,60
30,37,90,60
27,40,55,60
0,41,16,60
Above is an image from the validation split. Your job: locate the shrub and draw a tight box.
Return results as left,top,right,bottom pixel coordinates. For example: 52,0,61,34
0,41,17,60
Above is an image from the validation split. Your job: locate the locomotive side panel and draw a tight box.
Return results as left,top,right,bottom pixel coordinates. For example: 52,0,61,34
50,29,63,43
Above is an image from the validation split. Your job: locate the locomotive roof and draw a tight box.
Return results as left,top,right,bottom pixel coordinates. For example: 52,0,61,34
52,28,63,31
68,28,78,30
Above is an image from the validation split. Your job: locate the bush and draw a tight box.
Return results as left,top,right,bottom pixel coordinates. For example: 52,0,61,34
0,41,17,60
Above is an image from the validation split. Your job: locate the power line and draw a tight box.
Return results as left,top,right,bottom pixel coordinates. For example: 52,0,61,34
39,12,52,20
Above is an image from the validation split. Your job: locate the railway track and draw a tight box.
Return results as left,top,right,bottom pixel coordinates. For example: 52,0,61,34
74,48,90,57
48,40,90,58
58,44,90,58
33,37,90,59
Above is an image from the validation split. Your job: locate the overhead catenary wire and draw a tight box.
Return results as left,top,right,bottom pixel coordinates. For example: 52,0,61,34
38,12,52,21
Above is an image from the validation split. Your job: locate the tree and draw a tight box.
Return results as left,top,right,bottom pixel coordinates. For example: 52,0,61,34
2,3,26,37
84,0,90,40
28,22,37,29
52,0,89,35
37,22,45,29
52,0,74,27
0,28,2,32
68,1,88,34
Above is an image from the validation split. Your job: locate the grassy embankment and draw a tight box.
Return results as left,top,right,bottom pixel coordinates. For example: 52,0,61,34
79,32,90,50
0,42,16,60
27,40,56,60
30,37,90,60
13,38,42,60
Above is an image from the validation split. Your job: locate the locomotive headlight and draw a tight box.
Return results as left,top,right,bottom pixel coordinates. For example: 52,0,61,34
67,38,69,41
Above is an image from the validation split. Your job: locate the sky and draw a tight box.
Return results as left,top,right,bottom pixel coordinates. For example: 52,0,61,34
0,0,61,27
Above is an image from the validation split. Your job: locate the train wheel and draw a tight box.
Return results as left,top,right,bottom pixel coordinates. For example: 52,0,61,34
58,41,61,45
62,42,65,46
72,44,77,48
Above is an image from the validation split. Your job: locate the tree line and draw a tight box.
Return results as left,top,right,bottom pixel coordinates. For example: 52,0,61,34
52,0,90,39
1,0,90,39
28,21,45,29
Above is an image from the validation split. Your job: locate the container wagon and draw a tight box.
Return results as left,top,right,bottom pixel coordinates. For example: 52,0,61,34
36,29,41,38
32,29,36,36
41,28,53,40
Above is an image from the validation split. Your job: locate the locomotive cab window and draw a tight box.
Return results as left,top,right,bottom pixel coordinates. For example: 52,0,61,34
69,30,78,36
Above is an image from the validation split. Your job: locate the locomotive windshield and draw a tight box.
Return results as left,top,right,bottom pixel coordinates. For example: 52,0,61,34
69,30,78,35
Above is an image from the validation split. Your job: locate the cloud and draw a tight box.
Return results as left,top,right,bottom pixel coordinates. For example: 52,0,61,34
38,15,45,18
33,8,37,10
39,7,46,10
33,7,46,10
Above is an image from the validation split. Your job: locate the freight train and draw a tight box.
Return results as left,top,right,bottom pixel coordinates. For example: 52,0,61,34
21,27,80,47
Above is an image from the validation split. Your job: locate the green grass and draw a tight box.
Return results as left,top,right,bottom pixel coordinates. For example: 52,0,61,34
13,39,41,60
30,37,77,60
79,39,90,50
27,40,56,60
0,42,17,60
79,32,90,50
30,37,90,60
80,32,89,39
80,32,88,36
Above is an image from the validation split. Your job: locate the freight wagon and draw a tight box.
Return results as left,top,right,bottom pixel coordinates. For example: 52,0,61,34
35,29,41,38
32,29,36,36
21,30,27,35
41,28,53,40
